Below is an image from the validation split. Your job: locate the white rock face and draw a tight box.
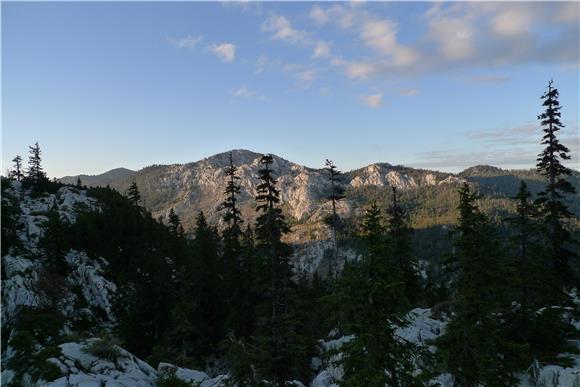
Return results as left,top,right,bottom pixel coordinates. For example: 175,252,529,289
309,308,580,387
44,339,157,387
2,184,108,326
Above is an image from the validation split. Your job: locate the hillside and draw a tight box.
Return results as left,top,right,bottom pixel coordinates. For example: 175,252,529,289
2,178,579,387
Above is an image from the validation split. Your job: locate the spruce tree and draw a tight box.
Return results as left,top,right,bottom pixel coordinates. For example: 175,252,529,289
252,154,305,385
507,181,542,307
191,211,224,359
126,181,141,207
167,208,181,237
76,177,82,188
438,183,519,386
324,159,345,269
25,142,48,184
8,155,24,182
219,153,247,336
337,203,420,386
504,180,574,370
388,186,421,304
535,79,577,285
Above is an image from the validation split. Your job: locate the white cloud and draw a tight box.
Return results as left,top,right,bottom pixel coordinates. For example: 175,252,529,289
262,15,306,43
428,16,474,60
230,85,264,100
313,41,331,58
168,35,203,49
211,43,236,63
490,7,533,37
345,62,377,80
360,93,383,108
309,5,328,25
360,19,419,66
470,75,510,84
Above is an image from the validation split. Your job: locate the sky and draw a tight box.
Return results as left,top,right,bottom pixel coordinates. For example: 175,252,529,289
2,1,579,177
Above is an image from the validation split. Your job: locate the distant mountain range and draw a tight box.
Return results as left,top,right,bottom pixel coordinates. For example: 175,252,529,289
60,167,136,187
58,149,580,238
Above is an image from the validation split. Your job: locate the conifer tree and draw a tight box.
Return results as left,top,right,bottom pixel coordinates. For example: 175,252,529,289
507,181,542,307
25,142,48,184
191,211,224,358
388,186,421,304
220,153,247,336
167,208,182,237
76,177,82,188
337,203,420,386
252,154,305,385
324,159,345,269
504,180,574,370
8,155,24,182
438,183,518,386
126,181,141,207
535,80,577,284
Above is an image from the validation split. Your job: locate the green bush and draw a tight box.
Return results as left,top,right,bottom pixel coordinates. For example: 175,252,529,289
156,366,199,387
83,336,123,362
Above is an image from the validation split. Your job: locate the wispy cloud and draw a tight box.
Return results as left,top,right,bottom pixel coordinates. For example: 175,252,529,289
167,35,203,49
470,75,510,84
413,123,580,170
262,15,307,43
360,93,383,108
210,43,236,63
230,85,265,100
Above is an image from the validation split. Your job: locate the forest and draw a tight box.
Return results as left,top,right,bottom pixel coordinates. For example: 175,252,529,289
1,81,579,386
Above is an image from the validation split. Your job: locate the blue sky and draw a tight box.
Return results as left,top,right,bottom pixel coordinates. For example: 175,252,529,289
2,1,579,177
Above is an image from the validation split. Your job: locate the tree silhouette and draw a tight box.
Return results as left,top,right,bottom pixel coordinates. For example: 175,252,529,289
126,181,141,207
324,159,345,270
8,155,24,182
535,79,577,284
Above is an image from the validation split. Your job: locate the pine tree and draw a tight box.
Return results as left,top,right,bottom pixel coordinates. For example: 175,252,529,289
8,155,24,182
438,183,519,386
507,181,542,307
220,153,248,336
324,159,345,270
167,209,182,237
252,154,305,385
388,186,421,304
504,180,574,371
337,203,420,386
126,181,141,207
76,177,82,188
191,211,224,359
222,152,244,235
25,142,48,184
535,79,577,285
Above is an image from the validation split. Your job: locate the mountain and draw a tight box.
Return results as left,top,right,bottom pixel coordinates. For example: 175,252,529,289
58,150,580,235
59,167,136,187
2,179,578,387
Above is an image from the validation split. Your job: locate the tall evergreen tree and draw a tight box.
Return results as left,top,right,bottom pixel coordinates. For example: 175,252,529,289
535,79,577,284
324,159,345,269
191,211,224,359
507,181,542,307
25,142,48,184
252,154,305,385
388,186,421,304
503,180,574,371
220,153,248,336
76,177,82,188
167,208,182,237
337,203,421,386
8,155,24,182
438,183,519,386
126,181,141,207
